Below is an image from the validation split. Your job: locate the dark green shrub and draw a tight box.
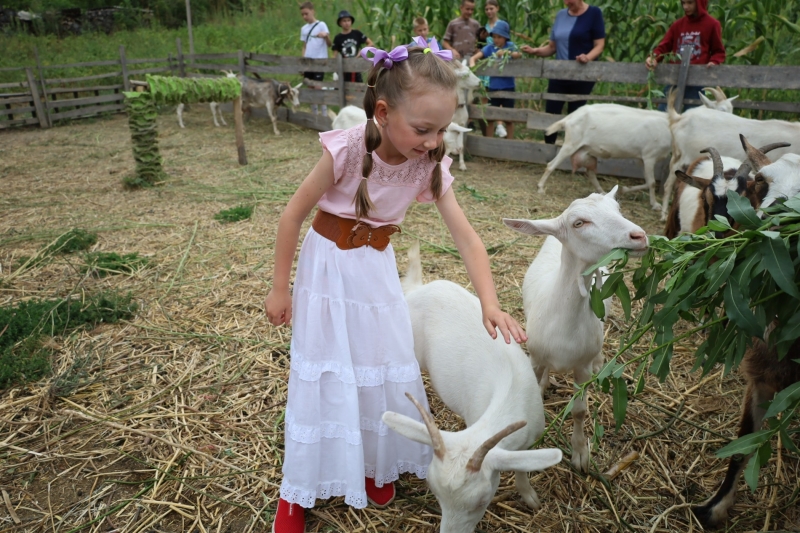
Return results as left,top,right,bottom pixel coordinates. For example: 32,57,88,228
214,204,254,223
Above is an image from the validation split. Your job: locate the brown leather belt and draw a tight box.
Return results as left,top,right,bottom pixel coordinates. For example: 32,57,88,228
312,209,400,251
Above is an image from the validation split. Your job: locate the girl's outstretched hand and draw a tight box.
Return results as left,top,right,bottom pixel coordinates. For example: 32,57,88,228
482,305,528,344
265,288,292,326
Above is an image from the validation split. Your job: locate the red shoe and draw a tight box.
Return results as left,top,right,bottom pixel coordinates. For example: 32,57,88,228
272,498,305,533
365,477,395,508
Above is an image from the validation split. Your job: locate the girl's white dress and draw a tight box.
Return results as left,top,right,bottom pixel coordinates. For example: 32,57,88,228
279,124,455,509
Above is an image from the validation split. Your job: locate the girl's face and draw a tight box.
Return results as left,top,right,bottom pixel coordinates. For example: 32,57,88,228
484,4,498,19
414,24,429,38
376,89,457,163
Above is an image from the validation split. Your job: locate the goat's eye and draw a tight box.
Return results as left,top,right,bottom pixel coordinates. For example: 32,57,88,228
573,220,584,228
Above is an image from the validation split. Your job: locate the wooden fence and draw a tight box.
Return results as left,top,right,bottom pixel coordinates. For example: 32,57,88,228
2,40,800,180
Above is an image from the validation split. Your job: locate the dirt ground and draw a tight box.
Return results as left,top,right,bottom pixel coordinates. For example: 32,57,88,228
0,111,798,533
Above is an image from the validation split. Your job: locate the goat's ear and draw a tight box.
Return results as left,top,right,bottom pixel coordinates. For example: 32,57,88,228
605,185,619,199
727,95,739,103
503,218,559,237
382,412,434,447
698,91,715,109
676,170,710,188
448,123,472,133
294,82,303,90
484,448,562,473
280,89,288,95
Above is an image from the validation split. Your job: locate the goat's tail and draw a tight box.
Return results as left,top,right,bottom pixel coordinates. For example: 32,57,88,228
667,88,681,125
401,241,423,295
544,116,568,137
326,108,338,122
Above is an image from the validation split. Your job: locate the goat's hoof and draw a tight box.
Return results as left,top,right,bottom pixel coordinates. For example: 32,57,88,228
459,165,467,171
650,203,661,211
571,447,589,473
691,502,726,530
537,187,546,195
659,212,668,222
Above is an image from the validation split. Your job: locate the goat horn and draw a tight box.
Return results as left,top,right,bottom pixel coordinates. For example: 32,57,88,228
405,392,446,460
710,86,726,101
740,134,773,172
466,420,527,473
700,147,724,181
732,141,790,181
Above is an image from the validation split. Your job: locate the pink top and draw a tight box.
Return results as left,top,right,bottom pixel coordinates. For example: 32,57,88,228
317,123,455,226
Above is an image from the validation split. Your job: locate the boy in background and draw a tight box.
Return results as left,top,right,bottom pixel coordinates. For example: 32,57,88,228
332,10,373,83
412,16,433,44
469,20,520,138
443,0,480,61
299,1,330,116
646,0,725,110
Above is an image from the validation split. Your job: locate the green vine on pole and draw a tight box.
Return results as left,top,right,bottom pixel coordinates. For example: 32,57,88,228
122,75,242,189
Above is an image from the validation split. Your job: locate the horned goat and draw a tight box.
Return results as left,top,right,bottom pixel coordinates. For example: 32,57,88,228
452,60,481,131
383,243,562,533
664,140,789,238
538,88,737,212
659,90,800,220
503,186,648,471
691,139,800,529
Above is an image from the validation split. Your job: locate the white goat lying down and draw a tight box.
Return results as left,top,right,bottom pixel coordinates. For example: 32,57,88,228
660,90,800,220
538,88,738,211
176,73,301,135
503,186,648,471
383,244,562,533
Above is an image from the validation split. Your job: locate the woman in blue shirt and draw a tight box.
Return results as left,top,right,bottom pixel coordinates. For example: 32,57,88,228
521,0,605,144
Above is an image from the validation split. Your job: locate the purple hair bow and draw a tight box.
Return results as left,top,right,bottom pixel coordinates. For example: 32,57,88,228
411,36,453,61
360,45,409,69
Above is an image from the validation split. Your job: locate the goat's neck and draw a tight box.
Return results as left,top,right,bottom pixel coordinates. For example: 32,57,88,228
558,245,597,302
463,360,535,437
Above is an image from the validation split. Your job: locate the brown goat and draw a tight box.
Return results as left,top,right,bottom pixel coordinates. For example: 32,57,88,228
691,138,800,529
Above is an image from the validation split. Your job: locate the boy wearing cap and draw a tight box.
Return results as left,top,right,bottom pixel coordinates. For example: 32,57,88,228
469,20,520,138
332,10,373,83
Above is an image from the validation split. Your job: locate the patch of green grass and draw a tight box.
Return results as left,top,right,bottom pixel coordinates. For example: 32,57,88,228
214,204,254,223
0,292,137,389
83,252,150,277
47,228,98,254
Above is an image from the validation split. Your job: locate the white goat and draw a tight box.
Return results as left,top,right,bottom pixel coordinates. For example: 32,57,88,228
659,91,800,220
538,89,738,211
443,123,472,171
330,105,367,130
503,186,648,471
384,244,562,533
452,60,481,131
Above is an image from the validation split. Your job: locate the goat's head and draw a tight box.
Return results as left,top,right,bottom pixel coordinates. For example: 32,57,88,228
443,123,471,156
676,140,791,236
221,69,237,79
741,134,799,209
383,393,562,533
698,86,738,114
502,186,648,266
453,60,481,91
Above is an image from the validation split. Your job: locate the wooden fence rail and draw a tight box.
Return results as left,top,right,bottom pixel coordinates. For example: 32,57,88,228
2,42,799,183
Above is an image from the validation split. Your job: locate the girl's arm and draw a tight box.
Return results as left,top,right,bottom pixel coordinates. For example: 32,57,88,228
435,188,527,344
265,151,335,326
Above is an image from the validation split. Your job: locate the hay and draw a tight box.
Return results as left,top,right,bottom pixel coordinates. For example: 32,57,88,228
0,112,798,533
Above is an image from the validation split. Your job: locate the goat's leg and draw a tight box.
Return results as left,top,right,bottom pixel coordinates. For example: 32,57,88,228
177,103,185,129
459,151,467,171
692,382,771,529
210,102,221,127
514,471,541,510
582,155,604,194
641,156,661,210
212,102,228,126
660,155,681,221
571,366,591,472
533,364,549,395
537,143,576,194
267,102,280,135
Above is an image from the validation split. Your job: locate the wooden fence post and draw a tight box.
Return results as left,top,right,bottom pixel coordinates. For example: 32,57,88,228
337,54,345,109
119,45,131,92
25,68,48,129
33,46,51,127
168,53,176,76
238,49,246,75
176,38,186,78
673,43,693,114
233,96,247,165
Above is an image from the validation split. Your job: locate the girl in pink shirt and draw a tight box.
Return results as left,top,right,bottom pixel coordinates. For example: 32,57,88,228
264,40,526,533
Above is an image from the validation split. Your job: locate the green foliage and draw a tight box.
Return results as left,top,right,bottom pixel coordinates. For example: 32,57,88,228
0,292,137,389
584,193,800,490
48,228,98,254
83,251,149,276
214,204,254,223
124,90,163,187
146,74,240,106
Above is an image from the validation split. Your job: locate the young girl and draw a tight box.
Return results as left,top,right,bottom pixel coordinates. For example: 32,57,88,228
264,40,526,533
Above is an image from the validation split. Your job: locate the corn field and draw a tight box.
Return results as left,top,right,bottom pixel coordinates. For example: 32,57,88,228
354,0,800,65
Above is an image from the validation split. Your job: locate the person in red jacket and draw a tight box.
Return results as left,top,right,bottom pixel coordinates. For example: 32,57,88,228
645,0,726,110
